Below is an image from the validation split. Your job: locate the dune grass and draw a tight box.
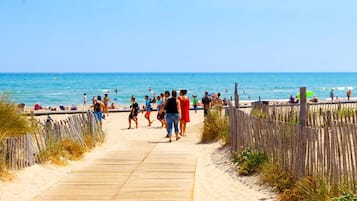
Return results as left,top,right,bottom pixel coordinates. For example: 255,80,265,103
0,95,34,140
201,108,230,145
0,95,35,177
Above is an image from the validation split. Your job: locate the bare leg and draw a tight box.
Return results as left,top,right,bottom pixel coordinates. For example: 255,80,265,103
179,120,183,135
182,121,187,136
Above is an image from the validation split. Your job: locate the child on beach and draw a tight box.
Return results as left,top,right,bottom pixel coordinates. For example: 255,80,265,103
192,95,198,113
128,96,139,129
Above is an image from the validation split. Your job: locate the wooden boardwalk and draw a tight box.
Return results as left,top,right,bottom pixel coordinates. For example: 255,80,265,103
33,141,197,201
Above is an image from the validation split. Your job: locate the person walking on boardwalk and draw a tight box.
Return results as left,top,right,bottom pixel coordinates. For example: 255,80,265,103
156,95,166,128
128,96,139,129
202,91,212,117
178,89,190,136
143,95,153,126
93,95,105,128
161,91,170,137
165,90,181,142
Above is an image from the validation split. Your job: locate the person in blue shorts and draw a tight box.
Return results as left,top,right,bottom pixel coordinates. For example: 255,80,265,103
93,95,104,128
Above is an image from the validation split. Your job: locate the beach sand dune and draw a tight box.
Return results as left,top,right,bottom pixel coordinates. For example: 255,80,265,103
0,111,275,201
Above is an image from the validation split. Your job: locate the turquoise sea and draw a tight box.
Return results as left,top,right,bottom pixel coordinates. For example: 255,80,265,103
0,73,355,107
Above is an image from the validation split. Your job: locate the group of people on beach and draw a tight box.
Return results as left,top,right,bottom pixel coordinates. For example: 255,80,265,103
90,93,111,128
127,89,224,142
128,89,191,142
288,89,353,104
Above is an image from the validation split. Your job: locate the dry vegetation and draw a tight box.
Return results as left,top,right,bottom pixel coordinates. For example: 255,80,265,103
231,102,357,201
201,108,230,146
0,95,35,179
0,95,104,179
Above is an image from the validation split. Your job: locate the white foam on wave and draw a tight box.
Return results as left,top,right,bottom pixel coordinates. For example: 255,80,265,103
336,87,346,91
99,89,111,93
48,92,64,95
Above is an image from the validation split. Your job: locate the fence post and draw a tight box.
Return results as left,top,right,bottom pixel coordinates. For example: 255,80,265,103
234,82,239,109
297,87,308,177
299,87,307,126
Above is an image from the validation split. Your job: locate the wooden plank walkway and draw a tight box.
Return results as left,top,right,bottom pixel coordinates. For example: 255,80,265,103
33,141,197,201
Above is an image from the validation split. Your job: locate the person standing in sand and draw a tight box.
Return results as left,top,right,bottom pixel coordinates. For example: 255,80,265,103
93,95,105,128
347,89,352,101
103,93,109,118
192,95,198,113
165,90,181,142
128,96,139,129
178,89,190,136
83,93,87,109
330,89,335,102
215,92,224,117
202,91,212,117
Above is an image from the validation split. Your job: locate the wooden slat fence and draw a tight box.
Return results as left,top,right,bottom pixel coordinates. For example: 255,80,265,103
0,112,104,170
230,107,357,191
253,102,357,127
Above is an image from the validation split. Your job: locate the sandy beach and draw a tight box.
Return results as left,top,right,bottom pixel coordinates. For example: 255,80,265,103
0,110,275,201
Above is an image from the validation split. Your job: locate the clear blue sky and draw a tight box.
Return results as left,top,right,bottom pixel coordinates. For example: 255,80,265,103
0,0,356,72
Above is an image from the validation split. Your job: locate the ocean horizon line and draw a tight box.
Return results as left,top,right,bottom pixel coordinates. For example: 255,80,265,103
1,71,357,74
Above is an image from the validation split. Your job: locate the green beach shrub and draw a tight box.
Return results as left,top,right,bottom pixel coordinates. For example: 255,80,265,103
233,148,267,176
201,109,230,145
332,194,357,201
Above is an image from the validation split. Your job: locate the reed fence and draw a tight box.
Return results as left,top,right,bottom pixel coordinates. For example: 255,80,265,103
0,111,104,170
253,101,357,127
230,105,357,191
